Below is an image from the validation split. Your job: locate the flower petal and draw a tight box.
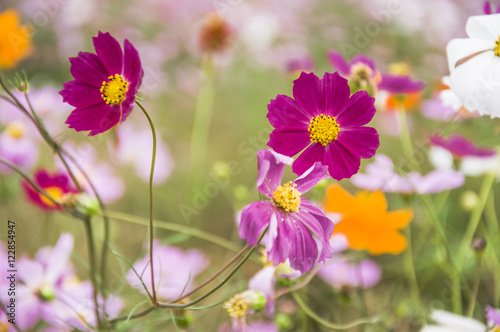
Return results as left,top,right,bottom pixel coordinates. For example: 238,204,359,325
327,50,350,75
123,39,143,85
292,72,322,118
335,90,376,127
321,72,350,117
65,103,121,136
337,126,379,159
268,129,311,157
446,38,492,73
326,141,361,180
293,162,329,193
267,94,311,129
59,80,103,109
68,52,108,87
292,143,326,177
92,31,124,75
256,149,293,197
466,14,500,40
238,201,274,247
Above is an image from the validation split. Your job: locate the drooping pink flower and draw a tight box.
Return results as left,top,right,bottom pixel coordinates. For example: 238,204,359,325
267,72,379,180
430,134,497,159
318,259,382,290
21,169,79,210
351,154,465,194
126,241,209,301
239,149,334,274
59,31,143,135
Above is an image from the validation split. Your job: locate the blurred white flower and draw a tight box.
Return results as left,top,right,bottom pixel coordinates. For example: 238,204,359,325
447,14,500,118
420,310,486,332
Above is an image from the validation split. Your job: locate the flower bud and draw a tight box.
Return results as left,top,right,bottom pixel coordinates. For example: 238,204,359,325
460,190,479,212
472,237,487,253
212,161,231,180
223,290,266,318
60,193,100,218
234,185,249,202
199,13,232,54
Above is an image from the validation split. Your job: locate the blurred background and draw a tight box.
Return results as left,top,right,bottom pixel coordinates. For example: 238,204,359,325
1,0,499,330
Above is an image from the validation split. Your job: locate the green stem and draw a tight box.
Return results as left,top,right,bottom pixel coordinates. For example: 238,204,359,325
485,192,500,306
396,107,419,171
403,225,421,310
188,55,216,185
292,292,379,330
101,210,243,254
453,172,496,313
466,253,484,317
0,159,60,207
135,100,158,305
84,217,101,329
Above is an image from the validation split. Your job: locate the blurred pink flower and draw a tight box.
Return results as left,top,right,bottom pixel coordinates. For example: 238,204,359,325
351,154,465,194
112,122,174,184
431,134,497,158
318,258,381,289
126,241,209,301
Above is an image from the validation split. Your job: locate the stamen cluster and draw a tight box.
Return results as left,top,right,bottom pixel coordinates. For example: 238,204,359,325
495,35,500,56
308,114,340,146
272,182,301,213
100,74,129,105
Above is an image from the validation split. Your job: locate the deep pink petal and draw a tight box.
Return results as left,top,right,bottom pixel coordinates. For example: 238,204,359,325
293,162,329,193
292,72,322,118
267,94,311,129
327,50,350,75
336,90,376,127
59,81,103,109
326,141,361,180
92,31,124,75
430,134,497,158
256,149,293,197
337,126,379,159
484,1,492,14
321,72,350,117
292,143,326,177
239,201,274,247
268,129,310,157
68,52,108,87
283,214,318,274
123,39,143,85
65,103,121,136
378,74,425,94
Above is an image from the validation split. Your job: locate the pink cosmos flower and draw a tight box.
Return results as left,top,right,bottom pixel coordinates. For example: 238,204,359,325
327,51,377,78
486,305,500,326
318,259,381,290
239,149,334,274
430,134,497,158
285,55,314,75
22,169,79,210
59,31,143,135
378,73,425,94
267,72,379,180
484,1,500,14
351,154,465,194
126,241,209,301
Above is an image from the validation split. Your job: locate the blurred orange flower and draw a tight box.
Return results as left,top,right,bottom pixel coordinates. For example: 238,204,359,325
0,9,32,69
324,184,413,255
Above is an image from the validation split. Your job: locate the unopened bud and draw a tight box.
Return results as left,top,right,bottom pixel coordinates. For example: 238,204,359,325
199,13,232,53
472,237,487,253
275,313,292,330
60,193,100,218
212,161,231,180
234,185,249,202
460,190,479,212
223,290,266,318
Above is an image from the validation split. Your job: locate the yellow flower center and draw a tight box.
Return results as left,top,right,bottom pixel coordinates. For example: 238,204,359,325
100,74,129,105
495,36,500,56
223,295,249,318
272,182,301,213
388,62,411,76
308,114,340,146
5,122,25,139
40,186,64,207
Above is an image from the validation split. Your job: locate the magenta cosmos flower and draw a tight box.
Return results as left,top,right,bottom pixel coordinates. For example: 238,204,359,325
59,31,143,136
22,169,78,210
239,149,334,274
430,134,497,158
267,72,379,180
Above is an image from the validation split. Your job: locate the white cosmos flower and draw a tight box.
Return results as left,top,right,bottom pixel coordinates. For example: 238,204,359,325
420,310,486,332
446,14,500,118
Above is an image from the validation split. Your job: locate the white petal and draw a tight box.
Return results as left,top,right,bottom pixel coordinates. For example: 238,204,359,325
430,310,486,331
446,38,492,73
460,155,500,176
449,51,500,117
421,327,466,332
429,146,454,169
466,14,500,40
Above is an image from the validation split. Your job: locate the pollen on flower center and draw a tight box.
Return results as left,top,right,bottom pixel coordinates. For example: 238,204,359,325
40,186,64,207
272,182,301,213
100,74,129,105
223,295,249,318
5,122,25,139
494,36,500,56
308,114,340,146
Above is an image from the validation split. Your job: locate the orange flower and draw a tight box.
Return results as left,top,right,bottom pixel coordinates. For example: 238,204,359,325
0,9,32,69
324,184,413,255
